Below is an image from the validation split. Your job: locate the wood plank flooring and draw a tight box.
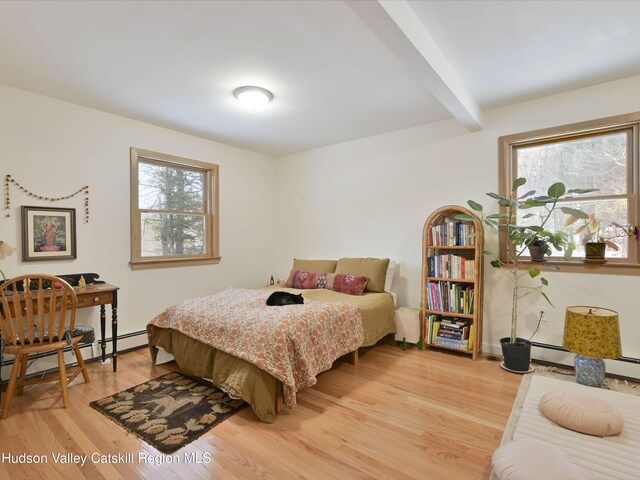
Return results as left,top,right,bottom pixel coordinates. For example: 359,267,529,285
0,343,521,479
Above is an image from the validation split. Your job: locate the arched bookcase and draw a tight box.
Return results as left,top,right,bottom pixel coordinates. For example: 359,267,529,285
421,205,484,360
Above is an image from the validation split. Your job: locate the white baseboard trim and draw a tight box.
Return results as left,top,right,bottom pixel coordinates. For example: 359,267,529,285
1,330,148,383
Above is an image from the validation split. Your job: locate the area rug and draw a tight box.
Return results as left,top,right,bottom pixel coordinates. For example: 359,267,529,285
496,372,640,480
90,372,246,453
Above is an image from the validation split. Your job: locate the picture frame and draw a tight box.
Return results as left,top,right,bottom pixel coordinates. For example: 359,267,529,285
21,206,77,262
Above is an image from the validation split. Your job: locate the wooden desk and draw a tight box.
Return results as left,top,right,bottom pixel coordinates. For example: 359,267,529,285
75,283,120,371
1,283,120,372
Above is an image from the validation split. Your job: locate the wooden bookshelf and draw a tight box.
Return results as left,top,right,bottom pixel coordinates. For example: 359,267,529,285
421,205,484,360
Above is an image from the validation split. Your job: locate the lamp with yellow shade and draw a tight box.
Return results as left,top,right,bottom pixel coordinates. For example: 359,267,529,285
563,306,622,388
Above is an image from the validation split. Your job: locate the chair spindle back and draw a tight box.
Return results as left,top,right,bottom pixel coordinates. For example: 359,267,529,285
0,274,77,346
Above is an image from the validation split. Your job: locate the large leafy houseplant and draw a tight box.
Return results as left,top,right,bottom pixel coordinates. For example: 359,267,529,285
456,178,595,361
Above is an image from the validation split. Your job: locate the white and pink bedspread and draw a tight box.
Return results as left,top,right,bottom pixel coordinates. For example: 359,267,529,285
147,288,364,408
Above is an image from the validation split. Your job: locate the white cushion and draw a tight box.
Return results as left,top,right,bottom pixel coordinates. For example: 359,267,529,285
492,438,595,480
540,391,624,437
384,260,395,292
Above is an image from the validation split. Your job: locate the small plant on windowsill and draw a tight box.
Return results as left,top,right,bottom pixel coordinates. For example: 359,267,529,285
456,178,595,373
564,212,639,261
522,230,572,263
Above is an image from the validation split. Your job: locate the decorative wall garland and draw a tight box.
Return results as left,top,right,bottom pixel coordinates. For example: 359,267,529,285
4,174,90,223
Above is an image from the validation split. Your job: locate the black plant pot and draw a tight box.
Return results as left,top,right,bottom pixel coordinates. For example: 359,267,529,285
500,337,531,372
528,244,546,262
585,242,606,260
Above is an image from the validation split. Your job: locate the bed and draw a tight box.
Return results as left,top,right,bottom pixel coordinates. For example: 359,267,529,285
146,258,396,422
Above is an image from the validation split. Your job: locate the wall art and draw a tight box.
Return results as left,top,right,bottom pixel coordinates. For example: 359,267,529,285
21,206,76,261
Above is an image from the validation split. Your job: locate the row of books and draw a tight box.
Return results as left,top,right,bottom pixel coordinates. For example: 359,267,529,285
425,281,475,314
425,315,474,350
427,218,476,246
427,254,475,279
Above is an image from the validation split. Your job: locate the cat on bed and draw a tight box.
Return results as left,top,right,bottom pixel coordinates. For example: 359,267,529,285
266,291,304,306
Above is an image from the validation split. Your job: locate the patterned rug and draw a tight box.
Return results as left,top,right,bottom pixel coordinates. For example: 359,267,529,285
90,372,246,453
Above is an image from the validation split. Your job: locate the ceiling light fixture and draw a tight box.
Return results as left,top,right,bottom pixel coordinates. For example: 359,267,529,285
233,86,273,111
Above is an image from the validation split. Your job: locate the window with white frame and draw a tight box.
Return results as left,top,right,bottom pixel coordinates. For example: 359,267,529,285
499,113,639,270
130,148,219,269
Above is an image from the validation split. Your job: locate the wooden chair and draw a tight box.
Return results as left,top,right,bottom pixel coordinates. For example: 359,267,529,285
0,274,91,419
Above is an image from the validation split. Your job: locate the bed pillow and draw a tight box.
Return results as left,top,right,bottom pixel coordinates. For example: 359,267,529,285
384,260,396,292
539,391,624,436
285,270,321,289
335,257,390,293
327,273,369,296
492,438,596,480
284,270,368,295
292,258,337,273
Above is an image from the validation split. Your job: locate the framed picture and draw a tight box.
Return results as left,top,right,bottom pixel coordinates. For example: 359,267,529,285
21,206,77,262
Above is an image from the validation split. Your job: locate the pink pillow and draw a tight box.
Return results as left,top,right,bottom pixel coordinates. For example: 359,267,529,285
328,273,369,295
285,269,321,289
284,270,369,295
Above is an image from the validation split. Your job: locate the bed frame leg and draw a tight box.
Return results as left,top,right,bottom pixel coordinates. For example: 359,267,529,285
275,393,284,414
350,349,359,366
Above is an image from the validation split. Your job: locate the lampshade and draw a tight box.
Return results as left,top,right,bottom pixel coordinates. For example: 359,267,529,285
563,306,622,359
0,240,15,260
0,240,15,282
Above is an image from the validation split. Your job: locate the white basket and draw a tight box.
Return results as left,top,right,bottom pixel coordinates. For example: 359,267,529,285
394,307,420,343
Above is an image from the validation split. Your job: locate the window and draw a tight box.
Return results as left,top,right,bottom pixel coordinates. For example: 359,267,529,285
499,112,640,272
130,148,219,269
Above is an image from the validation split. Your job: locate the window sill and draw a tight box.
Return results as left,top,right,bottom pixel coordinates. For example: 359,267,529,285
514,259,640,275
130,257,221,270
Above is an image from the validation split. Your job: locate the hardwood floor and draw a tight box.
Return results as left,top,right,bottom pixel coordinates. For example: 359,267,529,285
0,344,521,479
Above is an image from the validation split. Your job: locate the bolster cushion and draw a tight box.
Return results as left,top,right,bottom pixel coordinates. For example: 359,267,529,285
539,391,624,436
284,270,368,296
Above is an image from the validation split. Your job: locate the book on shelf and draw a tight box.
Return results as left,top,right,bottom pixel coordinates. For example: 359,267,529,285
425,281,475,314
428,218,476,247
438,328,469,340
437,328,469,340
428,254,475,279
437,331,464,340
434,336,469,350
438,323,469,336
440,318,469,328
426,314,441,344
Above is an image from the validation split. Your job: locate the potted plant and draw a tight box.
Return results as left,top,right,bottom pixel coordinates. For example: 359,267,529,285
523,231,547,262
522,230,570,263
564,212,636,262
456,178,595,372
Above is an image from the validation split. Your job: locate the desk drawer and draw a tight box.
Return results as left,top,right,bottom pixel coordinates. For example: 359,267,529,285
77,291,113,307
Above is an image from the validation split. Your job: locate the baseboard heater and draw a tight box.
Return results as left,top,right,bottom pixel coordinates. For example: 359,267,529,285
531,341,640,383
531,341,640,365
0,330,149,387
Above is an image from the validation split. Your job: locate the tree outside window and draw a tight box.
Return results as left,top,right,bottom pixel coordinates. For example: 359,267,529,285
130,148,219,269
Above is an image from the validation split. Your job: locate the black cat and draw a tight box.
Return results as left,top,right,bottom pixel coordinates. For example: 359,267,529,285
266,291,304,306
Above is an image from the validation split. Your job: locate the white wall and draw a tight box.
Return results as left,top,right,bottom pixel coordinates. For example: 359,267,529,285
3,73,640,380
275,74,640,379
0,85,277,376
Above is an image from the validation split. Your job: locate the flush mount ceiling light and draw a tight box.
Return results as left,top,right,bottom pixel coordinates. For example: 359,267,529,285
233,86,273,111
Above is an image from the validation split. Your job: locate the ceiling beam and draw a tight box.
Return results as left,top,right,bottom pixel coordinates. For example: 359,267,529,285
345,0,483,131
